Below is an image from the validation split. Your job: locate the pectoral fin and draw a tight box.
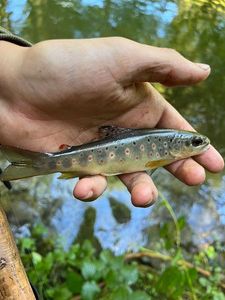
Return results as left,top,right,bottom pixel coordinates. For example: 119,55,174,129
58,172,79,179
145,159,174,169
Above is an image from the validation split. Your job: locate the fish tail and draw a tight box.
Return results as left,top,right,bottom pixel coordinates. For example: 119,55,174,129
0,145,51,181
0,167,12,189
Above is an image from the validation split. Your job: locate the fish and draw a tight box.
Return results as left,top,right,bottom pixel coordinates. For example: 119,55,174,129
0,126,210,182
0,168,12,189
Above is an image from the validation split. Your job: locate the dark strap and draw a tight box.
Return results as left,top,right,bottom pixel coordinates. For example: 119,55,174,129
0,26,32,47
30,282,40,300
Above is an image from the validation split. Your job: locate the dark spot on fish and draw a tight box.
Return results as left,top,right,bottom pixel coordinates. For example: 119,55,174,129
91,149,94,152
88,155,93,162
48,160,56,169
110,152,115,159
158,138,161,141
105,147,108,151
125,148,130,155
135,156,139,160
147,138,150,142
80,153,84,157
185,141,190,147
159,147,164,155
178,140,181,144
114,146,117,149
62,158,71,168
133,142,136,145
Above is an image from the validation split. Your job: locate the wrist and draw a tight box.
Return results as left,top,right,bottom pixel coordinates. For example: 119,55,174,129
0,41,29,102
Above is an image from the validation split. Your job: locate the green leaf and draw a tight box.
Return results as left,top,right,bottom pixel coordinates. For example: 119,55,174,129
81,240,96,257
46,286,72,300
177,216,186,230
20,238,35,252
108,286,131,300
131,291,151,300
82,261,97,280
32,223,48,237
81,281,100,300
187,267,197,282
31,252,42,265
66,271,84,294
171,249,183,265
156,266,185,298
105,270,119,289
199,277,209,287
205,246,216,259
100,250,115,265
120,265,139,285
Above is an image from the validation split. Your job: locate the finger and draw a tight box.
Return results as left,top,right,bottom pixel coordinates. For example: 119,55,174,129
157,101,224,173
193,146,224,173
166,158,206,186
119,172,158,207
73,175,107,201
120,40,210,86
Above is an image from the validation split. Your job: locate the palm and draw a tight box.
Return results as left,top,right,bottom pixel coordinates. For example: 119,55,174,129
3,39,163,152
4,82,160,152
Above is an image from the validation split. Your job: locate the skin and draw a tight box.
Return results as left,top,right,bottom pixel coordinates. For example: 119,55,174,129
0,37,223,207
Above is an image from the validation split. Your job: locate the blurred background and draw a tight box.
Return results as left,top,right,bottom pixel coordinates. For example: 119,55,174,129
0,1,225,299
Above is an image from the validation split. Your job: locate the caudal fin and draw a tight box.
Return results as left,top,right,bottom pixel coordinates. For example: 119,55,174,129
0,145,51,181
0,168,12,189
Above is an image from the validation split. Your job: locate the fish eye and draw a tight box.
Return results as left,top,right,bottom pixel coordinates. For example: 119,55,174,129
191,137,203,147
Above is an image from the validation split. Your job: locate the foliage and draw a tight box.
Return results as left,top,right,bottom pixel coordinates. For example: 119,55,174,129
18,224,147,300
18,219,225,300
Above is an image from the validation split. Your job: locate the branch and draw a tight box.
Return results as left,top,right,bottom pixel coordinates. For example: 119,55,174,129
125,250,225,290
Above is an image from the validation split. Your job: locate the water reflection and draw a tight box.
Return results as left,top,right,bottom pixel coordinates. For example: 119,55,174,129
50,175,154,254
0,0,225,252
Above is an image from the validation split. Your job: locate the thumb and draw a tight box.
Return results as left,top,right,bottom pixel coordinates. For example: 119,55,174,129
119,40,210,86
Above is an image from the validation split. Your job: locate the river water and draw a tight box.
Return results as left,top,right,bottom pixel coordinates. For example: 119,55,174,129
0,0,224,253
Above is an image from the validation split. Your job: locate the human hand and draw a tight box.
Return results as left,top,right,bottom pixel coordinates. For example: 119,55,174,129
0,38,223,206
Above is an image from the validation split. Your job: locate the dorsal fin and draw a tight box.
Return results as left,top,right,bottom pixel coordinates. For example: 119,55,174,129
99,125,134,139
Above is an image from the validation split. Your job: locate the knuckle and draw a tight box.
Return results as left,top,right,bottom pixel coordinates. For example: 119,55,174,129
162,47,180,58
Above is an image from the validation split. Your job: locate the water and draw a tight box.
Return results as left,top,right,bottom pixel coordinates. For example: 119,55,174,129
0,0,224,252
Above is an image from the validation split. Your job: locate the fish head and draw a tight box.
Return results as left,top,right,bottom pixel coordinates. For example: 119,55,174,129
169,131,210,159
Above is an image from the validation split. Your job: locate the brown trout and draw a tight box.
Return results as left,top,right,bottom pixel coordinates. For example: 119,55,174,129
0,126,210,182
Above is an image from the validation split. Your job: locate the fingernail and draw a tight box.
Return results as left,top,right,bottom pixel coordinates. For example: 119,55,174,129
79,190,93,200
143,199,156,208
196,63,210,71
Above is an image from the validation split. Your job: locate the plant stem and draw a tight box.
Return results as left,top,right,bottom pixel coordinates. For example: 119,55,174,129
125,249,225,291
159,191,181,247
